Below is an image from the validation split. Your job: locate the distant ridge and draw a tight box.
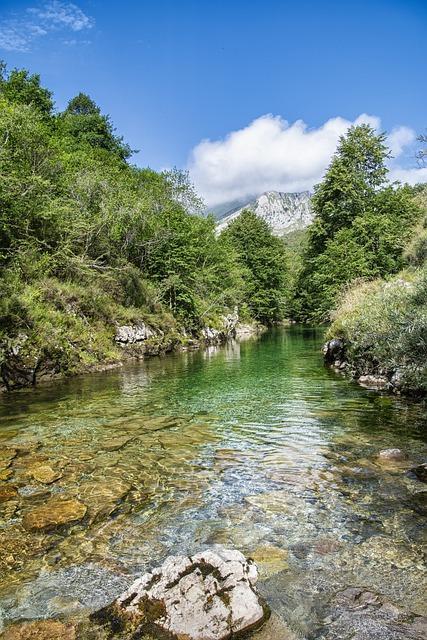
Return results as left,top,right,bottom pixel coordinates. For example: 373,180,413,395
214,191,313,236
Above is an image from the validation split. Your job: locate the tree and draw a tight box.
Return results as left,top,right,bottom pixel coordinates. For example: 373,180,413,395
307,124,389,256
59,92,133,160
293,125,421,322
222,210,288,323
0,63,53,117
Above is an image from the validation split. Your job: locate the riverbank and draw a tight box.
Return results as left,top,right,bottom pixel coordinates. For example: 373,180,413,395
0,281,264,392
324,266,427,398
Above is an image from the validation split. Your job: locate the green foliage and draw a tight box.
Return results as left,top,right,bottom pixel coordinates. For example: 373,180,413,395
0,65,246,387
58,92,133,160
327,267,427,395
222,210,289,323
404,185,427,266
0,62,53,116
293,125,422,321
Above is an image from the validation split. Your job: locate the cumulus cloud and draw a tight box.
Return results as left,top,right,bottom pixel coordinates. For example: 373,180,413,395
0,1,93,52
388,126,416,157
188,114,425,207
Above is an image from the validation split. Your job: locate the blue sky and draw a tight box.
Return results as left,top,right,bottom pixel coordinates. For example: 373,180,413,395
1,0,426,205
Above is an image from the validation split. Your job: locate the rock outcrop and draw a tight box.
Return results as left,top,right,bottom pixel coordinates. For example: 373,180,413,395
114,323,156,345
92,549,268,639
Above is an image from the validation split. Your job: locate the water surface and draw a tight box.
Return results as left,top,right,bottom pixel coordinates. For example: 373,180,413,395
0,326,426,637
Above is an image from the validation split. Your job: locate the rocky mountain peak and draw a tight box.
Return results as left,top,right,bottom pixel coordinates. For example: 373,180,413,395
215,190,313,236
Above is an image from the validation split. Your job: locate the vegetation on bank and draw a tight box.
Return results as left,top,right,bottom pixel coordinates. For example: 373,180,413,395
323,183,427,396
0,65,290,389
327,266,427,395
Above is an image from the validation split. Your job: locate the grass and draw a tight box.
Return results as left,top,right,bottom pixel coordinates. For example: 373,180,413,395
327,266,427,396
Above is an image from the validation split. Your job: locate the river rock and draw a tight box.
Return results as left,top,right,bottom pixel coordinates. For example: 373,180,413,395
29,465,62,484
358,375,389,389
22,497,87,531
92,549,268,639
323,338,344,364
102,436,134,452
0,620,75,640
321,587,427,640
251,545,289,578
377,448,407,462
409,463,427,483
0,485,18,502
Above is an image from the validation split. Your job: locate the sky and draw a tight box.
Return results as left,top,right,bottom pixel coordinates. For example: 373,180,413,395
1,0,426,206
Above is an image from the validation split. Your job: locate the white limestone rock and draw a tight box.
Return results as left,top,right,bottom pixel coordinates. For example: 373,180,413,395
96,549,268,639
114,323,156,345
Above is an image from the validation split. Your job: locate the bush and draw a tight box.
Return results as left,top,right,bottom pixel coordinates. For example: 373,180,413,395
327,267,427,395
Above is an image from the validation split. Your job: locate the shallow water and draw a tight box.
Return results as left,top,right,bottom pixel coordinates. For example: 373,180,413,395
0,326,426,637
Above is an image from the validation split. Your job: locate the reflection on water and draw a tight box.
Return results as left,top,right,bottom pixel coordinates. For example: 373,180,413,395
0,326,426,637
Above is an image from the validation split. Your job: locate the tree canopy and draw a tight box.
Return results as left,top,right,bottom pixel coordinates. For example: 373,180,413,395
292,125,422,322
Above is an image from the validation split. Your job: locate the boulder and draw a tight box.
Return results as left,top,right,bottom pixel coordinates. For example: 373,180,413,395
92,549,269,639
323,339,344,365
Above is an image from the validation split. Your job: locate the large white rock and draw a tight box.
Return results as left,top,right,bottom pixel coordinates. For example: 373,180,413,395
96,549,268,639
115,323,156,345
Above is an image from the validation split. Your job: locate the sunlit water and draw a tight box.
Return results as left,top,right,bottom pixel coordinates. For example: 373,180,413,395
0,326,426,637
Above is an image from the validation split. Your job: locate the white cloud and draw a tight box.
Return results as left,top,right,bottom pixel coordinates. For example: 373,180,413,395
29,1,93,31
389,166,427,185
0,1,93,52
188,114,425,207
388,126,416,157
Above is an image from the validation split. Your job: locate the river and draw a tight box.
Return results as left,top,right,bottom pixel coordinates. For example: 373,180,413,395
0,326,426,638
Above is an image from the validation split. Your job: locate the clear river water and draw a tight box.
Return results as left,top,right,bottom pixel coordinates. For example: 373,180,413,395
0,326,426,638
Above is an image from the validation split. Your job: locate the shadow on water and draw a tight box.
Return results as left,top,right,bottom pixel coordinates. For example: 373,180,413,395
0,326,425,637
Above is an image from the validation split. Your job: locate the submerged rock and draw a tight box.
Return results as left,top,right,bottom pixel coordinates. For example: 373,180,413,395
250,545,289,578
0,486,18,503
92,549,268,639
358,375,389,389
377,448,407,462
409,463,427,483
22,497,87,531
29,465,62,484
321,587,427,640
0,620,75,640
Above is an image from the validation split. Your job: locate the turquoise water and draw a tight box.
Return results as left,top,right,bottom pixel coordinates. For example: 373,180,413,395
0,326,426,637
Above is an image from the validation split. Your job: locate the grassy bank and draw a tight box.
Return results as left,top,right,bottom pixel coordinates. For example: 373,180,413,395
326,266,427,396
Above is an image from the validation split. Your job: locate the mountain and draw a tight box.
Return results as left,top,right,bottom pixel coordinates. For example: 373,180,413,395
214,191,313,236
